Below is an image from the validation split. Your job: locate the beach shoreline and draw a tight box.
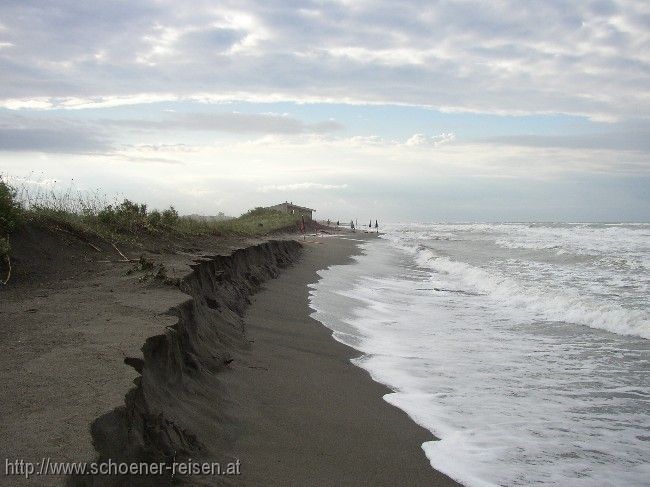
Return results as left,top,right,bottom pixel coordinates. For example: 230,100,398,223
224,233,460,486
0,225,458,486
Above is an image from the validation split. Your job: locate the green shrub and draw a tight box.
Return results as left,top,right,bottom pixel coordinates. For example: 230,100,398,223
245,206,269,217
97,206,117,225
116,199,146,216
212,207,297,236
127,255,155,274
0,177,21,237
147,210,162,226
97,199,148,233
161,206,179,226
0,237,9,257
0,175,300,251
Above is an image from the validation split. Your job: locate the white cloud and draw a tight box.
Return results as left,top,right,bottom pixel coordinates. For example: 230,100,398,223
109,133,650,182
326,47,430,66
2,133,647,220
0,0,647,221
0,1,648,120
258,182,348,192
1,98,56,110
103,111,343,134
406,133,456,147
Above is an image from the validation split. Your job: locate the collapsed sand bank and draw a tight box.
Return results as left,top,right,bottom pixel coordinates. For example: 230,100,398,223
1,225,458,486
78,239,303,486
0,221,302,486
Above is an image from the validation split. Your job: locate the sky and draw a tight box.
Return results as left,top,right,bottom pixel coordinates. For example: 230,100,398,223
0,0,649,221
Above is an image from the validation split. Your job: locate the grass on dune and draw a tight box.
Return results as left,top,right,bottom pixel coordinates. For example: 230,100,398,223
23,200,299,241
0,177,21,259
213,207,299,236
0,176,300,264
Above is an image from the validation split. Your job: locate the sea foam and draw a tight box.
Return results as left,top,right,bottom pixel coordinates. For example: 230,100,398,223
309,225,650,487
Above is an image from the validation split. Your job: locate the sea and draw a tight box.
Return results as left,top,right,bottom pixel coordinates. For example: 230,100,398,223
309,223,650,487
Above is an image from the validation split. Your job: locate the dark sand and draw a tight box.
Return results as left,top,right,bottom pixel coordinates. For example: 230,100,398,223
1,225,460,486
0,222,263,486
225,234,460,486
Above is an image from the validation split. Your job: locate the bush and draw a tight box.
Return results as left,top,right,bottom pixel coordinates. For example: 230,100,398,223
212,207,297,236
161,206,179,226
147,209,162,226
0,177,21,237
97,199,148,233
0,237,9,258
245,206,269,217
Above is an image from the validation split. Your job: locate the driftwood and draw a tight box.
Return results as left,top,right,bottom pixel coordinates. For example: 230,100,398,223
96,259,137,263
86,242,102,252
111,242,130,262
50,223,102,252
1,234,11,285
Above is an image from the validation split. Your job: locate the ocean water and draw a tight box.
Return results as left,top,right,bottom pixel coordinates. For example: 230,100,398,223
309,223,650,487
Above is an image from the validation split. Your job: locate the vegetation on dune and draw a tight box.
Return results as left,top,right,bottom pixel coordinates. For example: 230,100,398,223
213,207,298,236
0,177,21,260
1,177,301,254
0,176,302,285
0,175,307,287
0,239,9,261
28,198,297,240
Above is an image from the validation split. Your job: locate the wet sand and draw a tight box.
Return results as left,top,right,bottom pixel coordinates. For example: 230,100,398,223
225,234,460,486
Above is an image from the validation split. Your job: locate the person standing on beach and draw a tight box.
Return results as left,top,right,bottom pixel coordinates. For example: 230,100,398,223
375,220,379,233
350,220,355,231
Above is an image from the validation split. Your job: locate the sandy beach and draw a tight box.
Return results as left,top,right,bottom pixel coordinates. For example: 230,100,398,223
225,234,459,486
0,224,458,486
2,0,648,484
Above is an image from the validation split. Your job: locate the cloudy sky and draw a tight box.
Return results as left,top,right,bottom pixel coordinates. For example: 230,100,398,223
1,0,648,221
